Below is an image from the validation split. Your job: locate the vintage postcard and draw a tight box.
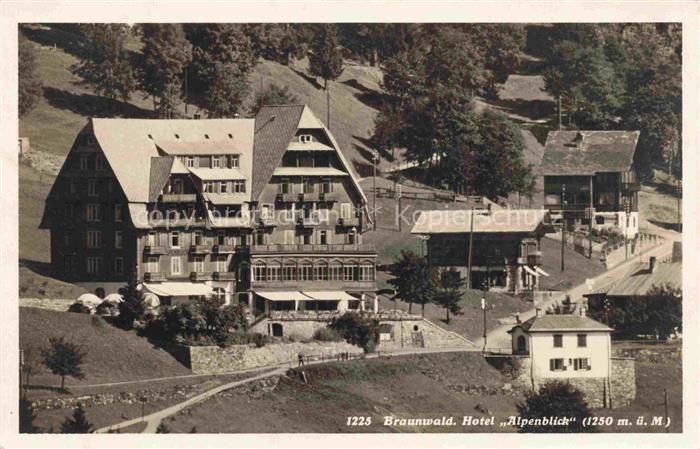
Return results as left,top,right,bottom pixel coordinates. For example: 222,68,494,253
1,1,698,448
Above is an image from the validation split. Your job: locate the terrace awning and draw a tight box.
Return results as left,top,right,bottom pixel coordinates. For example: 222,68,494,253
143,282,212,297
301,291,360,301
255,291,311,302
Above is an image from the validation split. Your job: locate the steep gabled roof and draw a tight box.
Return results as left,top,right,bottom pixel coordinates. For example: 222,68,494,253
540,130,640,176
411,209,547,234
148,156,175,202
513,314,612,333
251,105,306,200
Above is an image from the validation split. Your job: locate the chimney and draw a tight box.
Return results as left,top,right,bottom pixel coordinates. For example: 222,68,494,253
649,256,657,272
575,131,584,147
515,313,521,324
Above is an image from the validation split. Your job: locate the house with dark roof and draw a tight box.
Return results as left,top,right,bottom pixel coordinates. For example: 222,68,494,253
39,105,377,336
410,209,551,292
540,130,640,239
505,310,635,408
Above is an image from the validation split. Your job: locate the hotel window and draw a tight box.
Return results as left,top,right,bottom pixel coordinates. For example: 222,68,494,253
549,358,566,372
114,231,123,249
320,178,333,194
577,334,587,347
284,230,295,244
171,257,181,275
347,228,357,245
86,204,101,222
254,231,266,246
212,156,221,168
114,203,123,222
359,265,374,281
95,154,105,171
63,232,70,246
172,178,184,194
87,179,99,197
203,181,213,193
329,265,343,281
170,231,180,248
230,154,240,168
573,358,591,371
220,181,229,194
302,177,314,194
299,134,312,143
216,256,228,272
194,256,205,273
147,231,157,247
282,204,295,222
193,230,204,245
553,334,563,348
282,265,296,281
217,231,226,245
233,180,245,193
147,256,159,273
317,206,329,223
300,265,313,281
261,204,274,219
340,203,352,220
69,179,77,195
343,266,355,281
114,257,124,275
301,230,312,245
279,178,291,194
318,230,328,245
186,156,195,168
86,230,102,248
314,265,329,281
80,155,90,171
64,203,74,219
86,257,103,274
267,266,280,281
253,265,266,282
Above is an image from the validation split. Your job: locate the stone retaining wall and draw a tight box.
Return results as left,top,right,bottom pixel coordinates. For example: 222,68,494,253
19,298,73,312
377,318,474,351
484,354,635,408
175,341,364,374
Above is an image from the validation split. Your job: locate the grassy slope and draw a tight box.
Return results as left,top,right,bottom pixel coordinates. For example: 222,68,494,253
164,352,521,433
19,308,191,387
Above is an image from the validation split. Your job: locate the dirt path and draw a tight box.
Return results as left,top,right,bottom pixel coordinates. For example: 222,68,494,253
94,346,476,434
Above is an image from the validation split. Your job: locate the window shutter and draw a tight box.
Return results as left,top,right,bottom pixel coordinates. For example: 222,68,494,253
549,359,554,371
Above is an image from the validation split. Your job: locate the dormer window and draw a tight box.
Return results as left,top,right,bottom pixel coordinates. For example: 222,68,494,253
186,156,195,168
212,156,221,168
229,155,240,168
299,134,312,144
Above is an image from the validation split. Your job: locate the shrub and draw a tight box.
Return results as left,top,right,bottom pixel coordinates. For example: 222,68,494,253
61,404,93,433
96,300,118,316
329,312,379,353
516,381,596,433
68,302,92,314
313,327,342,342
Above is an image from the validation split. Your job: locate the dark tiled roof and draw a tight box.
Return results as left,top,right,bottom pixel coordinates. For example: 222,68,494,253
251,105,305,200
515,314,612,332
148,156,175,202
540,130,640,176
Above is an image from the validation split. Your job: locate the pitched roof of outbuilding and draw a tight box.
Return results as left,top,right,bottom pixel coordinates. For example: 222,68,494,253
540,130,640,176
411,209,547,234
513,314,612,333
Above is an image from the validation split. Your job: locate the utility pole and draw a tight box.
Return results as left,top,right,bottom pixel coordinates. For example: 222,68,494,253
19,349,24,399
326,87,330,131
467,207,475,289
588,175,594,259
397,184,402,232
481,283,488,353
624,198,630,260
561,184,566,272
677,179,682,230
372,150,378,231
184,68,188,116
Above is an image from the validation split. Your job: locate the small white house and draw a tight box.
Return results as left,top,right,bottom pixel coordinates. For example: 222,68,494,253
508,311,613,380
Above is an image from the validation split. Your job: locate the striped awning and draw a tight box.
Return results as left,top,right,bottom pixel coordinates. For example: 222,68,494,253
255,291,311,302
301,291,359,301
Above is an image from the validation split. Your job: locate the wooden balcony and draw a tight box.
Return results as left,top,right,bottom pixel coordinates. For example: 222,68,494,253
144,272,166,282
318,192,338,202
189,244,212,254
298,192,319,202
190,271,213,281
161,193,197,203
250,243,376,254
144,245,166,255
213,271,236,281
213,244,237,254
276,193,299,203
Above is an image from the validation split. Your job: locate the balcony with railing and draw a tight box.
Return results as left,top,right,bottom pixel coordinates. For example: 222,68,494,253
249,243,376,254
190,271,213,281
144,272,166,282
161,193,197,203
213,244,237,254
190,244,212,254
144,245,167,255
213,271,236,281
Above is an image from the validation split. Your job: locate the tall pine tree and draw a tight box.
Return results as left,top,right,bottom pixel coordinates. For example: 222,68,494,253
137,24,192,118
308,24,343,90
